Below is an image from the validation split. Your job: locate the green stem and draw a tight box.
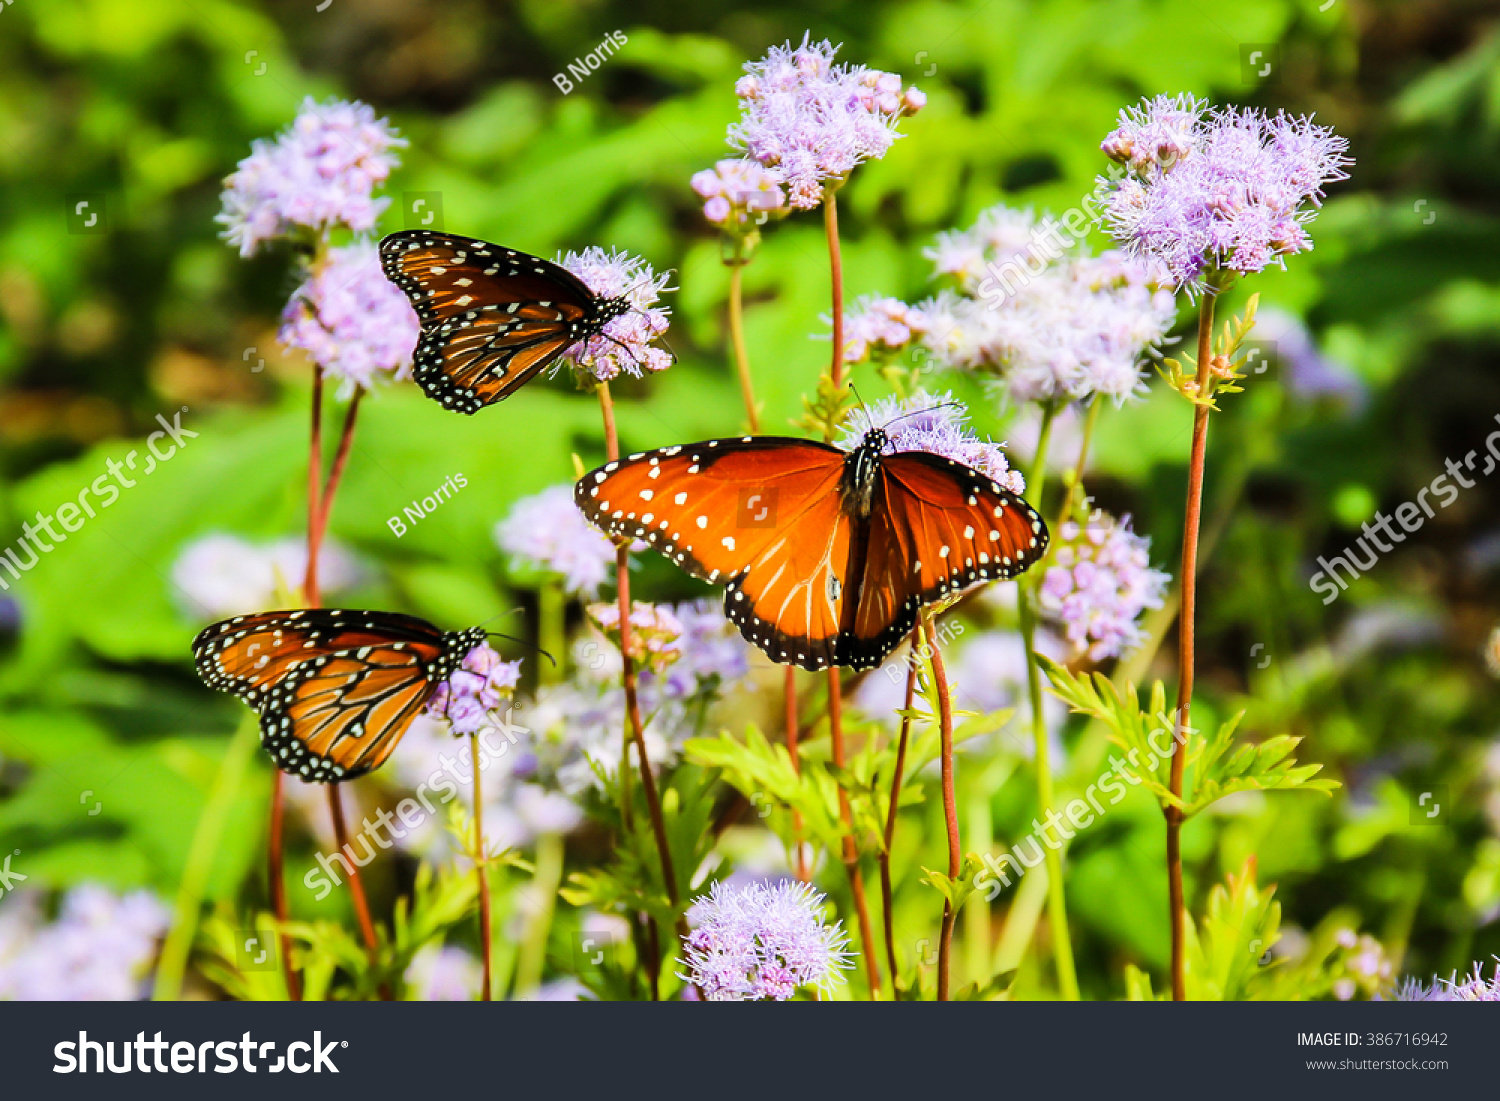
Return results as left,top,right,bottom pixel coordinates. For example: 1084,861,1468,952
539,581,564,687
1055,398,1101,530
1016,399,1081,1000
153,713,260,1000
470,733,493,1000
727,260,760,433
513,832,564,996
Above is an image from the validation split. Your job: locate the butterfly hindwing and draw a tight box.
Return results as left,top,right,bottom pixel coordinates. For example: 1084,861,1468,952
192,609,483,782
845,451,1050,665
380,231,608,415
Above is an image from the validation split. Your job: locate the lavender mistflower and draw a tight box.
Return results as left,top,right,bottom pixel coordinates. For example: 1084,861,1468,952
496,485,620,596
0,885,169,1000
662,600,752,697
691,159,787,229
278,241,420,395
587,601,684,675
1388,959,1500,1002
171,533,360,617
1098,95,1351,290
729,36,922,209
405,944,483,1001
837,391,1026,496
837,296,929,365
1252,306,1366,409
678,879,853,1000
557,248,672,382
217,97,406,257
424,642,522,736
1038,512,1169,660
921,205,1177,406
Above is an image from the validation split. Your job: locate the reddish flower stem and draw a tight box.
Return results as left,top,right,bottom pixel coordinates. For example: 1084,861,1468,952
327,783,378,954
597,382,680,1000
1168,289,1218,1001
879,628,920,996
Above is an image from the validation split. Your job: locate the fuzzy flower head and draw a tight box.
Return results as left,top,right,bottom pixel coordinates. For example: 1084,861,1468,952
678,879,853,1000
496,485,621,597
728,35,923,210
171,533,360,618
837,297,930,366
404,944,483,1001
1038,511,1169,660
1098,95,1351,290
661,600,752,697
278,241,420,395
691,159,788,231
217,97,406,257
424,643,523,736
557,248,673,382
0,885,169,1000
587,601,683,676
836,390,1026,496
921,205,1177,406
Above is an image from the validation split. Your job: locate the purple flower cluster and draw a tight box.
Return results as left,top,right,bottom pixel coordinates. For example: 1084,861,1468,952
587,601,684,675
691,159,787,229
728,36,924,209
838,296,930,365
837,391,1026,496
661,600,753,697
1390,958,1500,1002
278,241,421,394
1098,94,1351,289
495,484,621,596
171,533,360,617
918,205,1177,405
1038,512,1170,660
217,98,406,257
404,944,483,1001
678,879,853,1000
424,642,523,735
521,602,750,796
0,885,169,1000
558,248,673,381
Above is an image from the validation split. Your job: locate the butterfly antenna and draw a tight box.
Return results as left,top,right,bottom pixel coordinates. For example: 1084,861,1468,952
485,630,558,670
882,399,965,431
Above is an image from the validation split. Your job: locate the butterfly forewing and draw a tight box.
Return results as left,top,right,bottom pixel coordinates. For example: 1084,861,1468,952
192,609,484,783
380,231,610,415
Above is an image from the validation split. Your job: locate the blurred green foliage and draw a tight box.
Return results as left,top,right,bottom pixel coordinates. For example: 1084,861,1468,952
1,0,1499,997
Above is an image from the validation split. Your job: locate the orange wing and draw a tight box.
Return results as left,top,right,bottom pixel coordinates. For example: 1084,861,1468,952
380,232,604,414
847,451,1049,661
192,609,482,782
575,437,860,669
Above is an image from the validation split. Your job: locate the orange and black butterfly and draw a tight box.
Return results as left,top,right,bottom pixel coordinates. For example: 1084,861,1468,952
379,231,634,415
192,609,485,782
574,428,1049,671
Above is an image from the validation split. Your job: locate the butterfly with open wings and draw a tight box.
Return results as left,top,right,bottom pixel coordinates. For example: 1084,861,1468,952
192,608,486,783
574,428,1049,671
380,231,646,415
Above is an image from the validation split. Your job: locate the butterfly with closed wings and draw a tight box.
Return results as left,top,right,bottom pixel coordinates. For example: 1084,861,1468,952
574,426,1049,672
192,608,487,783
380,231,649,415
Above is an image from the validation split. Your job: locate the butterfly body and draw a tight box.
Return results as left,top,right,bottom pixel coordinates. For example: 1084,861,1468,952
380,231,630,414
576,431,1048,672
193,609,484,782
